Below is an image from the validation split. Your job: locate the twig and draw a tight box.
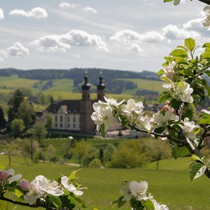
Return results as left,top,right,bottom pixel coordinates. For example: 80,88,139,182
0,196,41,208
198,0,210,5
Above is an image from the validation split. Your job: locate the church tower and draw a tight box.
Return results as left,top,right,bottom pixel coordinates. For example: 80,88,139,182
80,72,95,133
97,72,106,101
82,71,91,100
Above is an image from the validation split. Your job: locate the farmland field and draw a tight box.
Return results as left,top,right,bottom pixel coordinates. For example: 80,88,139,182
1,155,210,210
123,78,163,95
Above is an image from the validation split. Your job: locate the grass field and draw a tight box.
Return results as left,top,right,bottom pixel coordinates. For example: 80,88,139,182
123,78,163,95
1,154,210,210
0,76,37,90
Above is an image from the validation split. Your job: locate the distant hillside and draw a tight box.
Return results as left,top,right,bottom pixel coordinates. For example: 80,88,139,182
0,68,160,95
0,68,159,80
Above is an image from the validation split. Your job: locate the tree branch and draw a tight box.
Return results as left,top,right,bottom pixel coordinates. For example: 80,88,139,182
198,0,210,5
0,196,42,208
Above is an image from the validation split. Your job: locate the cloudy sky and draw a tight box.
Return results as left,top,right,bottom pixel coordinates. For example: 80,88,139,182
0,0,209,73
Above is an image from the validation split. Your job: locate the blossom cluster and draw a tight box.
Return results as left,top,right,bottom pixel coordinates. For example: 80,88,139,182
91,96,199,142
203,6,210,28
114,180,168,210
0,168,84,209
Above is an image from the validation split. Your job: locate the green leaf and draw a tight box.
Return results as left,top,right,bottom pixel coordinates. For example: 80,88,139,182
201,52,210,60
69,170,79,181
142,199,155,210
191,154,203,162
177,146,191,157
198,113,210,125
0,200,8,210
170,49,188,58
46,195,62,209
185,38,195,52
111,196,126,208
100,124,106,138
157,69,164,75
170,99,181,110
158,92,172,104
203,42,210,48
182,104,194,121
15,189,23,198
154,126,165,135
189,162,206,180
163,0,173,2
172,146,191,159
205,70,210,77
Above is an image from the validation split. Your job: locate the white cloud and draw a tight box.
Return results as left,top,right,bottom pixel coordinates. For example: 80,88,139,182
30,35,69,52
110,30,141,43
139,31,166,43
110,29,166,53
162,24,200,40
59,2,80,9
183,18,203,31
5,42,30,57
9,7,48,19
130,44,143,53
84,6,98,14
0,8,4,20
110,29,166,44
73,54,80,58
0,51,6,61
31,30,108,52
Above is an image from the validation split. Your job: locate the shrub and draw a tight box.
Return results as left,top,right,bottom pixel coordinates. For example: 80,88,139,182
110,142,147,168
88,158,102,168
81,147,98,167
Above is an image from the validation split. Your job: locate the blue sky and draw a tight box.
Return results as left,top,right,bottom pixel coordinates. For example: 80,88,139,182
0,0,209,72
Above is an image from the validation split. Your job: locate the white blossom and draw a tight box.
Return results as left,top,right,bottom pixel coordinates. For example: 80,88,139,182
0,169,21,184
181,118,200,139
148,194,169,210
162,61,176,80
91,102,118,132
61,176,83,196
24,175,63,205
129,180,148,200
121,99,144,116
173,0,181,5
103,96,124,108
121,99,151,131
203,6,210,28
120,181,132,201
154,109,179,126
176,81,193,103
163,81,193,103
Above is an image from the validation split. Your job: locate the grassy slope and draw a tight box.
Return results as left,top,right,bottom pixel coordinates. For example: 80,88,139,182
0,76,37,90
123,78,163,94
1,154,210,210
0,76,162,97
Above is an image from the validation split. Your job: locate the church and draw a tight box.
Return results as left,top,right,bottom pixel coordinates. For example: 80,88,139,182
46,73,105,134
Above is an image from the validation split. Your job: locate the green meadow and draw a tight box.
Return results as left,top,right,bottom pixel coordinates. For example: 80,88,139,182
0,76,162,100
123,78,163,95
1,154,210,210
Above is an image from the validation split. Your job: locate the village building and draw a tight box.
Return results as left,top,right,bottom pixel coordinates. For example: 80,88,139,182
46,73,105,134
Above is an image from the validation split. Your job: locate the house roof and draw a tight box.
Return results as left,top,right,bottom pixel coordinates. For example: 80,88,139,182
46,99,96,114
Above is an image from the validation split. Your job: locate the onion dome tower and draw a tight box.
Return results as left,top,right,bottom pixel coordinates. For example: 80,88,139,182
82,71,91,100
97,72,106,101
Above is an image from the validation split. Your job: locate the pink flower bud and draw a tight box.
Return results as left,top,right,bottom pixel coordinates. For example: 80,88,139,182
19,179,30,191
0,170,9,181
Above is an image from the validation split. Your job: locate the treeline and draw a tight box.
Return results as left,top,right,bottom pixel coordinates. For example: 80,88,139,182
0,68,159,81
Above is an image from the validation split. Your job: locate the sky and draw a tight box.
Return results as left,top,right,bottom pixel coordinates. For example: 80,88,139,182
0,0,210,73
